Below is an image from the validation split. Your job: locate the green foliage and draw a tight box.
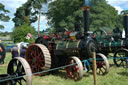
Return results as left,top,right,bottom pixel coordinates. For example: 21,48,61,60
47,0,83,32
47,0,122,32
90,0,120,30
13,0,48,27
0,3,10,29
12,23,36,43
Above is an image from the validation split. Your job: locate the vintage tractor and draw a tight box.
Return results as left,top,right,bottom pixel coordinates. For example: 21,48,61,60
0,57,32,85
0,42,6,64
91,14,128,67
25,0,109,81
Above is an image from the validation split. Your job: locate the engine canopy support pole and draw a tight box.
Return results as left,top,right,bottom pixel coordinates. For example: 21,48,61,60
124,14,128,39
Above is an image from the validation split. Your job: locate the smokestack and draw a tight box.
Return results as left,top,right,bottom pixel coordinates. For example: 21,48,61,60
82,0,91,36
83,9,90,35
124,14,128,38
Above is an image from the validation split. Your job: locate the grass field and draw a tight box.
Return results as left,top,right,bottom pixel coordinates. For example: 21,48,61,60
0,52,128,85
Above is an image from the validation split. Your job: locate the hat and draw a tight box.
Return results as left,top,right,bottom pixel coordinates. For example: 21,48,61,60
22,44,28,48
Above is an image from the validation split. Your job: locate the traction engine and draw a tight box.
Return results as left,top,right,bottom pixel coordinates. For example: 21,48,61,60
91,14,128,67
25,0,110,81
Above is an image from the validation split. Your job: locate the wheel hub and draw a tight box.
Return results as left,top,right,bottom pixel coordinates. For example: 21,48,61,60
32,58,37,63
97,62,104,68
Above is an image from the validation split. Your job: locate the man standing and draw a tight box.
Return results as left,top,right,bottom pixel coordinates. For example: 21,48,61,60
20,44,28,58
11,45,19,59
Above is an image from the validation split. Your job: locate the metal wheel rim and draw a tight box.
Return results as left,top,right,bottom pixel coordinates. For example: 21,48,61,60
25,44,51,74
92,29,107,39
35,37,49,49
87,40,97,57
66,56,83,81
7,57,32,85
96,53,109,75
113,48,128,67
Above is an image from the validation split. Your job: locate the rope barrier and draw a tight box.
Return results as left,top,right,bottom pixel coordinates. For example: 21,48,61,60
0,57,128,83
0,63,76,82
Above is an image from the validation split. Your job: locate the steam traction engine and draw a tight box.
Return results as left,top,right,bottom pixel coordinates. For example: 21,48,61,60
25,1,109,81
91,14,128,67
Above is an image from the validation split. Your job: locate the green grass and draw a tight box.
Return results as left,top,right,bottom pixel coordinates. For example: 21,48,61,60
0,53,128,85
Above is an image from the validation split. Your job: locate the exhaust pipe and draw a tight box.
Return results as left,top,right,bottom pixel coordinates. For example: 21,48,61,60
82,0,91,36
83,9,90,35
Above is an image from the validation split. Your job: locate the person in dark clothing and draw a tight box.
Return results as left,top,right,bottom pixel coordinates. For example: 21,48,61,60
11,45,19,59
113,27,121,34
20,44,27,58
112,27,121,41
74,22,81,32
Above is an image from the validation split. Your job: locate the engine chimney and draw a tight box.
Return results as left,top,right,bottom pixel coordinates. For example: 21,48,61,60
124,14,128,38
83,9,90,35
82,0,91,36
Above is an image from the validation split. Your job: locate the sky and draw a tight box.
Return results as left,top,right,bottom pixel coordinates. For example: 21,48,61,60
0,0,128,32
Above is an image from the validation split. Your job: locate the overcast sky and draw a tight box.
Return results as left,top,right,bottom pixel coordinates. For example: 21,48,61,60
0,0,128,32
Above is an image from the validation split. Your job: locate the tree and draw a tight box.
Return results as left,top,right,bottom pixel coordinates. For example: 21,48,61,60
12,23,36,43
0,3,10,29
47,0,121,32
13,0,48,27
90,0,119,30
47,0,83,32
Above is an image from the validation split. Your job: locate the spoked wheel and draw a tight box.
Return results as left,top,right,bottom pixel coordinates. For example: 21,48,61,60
96,53,109,75
0,43,6,64
86,39,97,57
66,56,83,81
35,37,49,48
113,48,128,67
25,44,51,75
92,29,107,40
7,57,32,85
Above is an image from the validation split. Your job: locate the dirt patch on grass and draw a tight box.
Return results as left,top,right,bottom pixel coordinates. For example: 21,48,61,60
0,64,8,66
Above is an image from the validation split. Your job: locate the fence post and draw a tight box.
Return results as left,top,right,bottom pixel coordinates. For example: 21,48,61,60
92,50,97,85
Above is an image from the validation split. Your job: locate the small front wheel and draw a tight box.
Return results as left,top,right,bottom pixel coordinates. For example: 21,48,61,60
96,53,109,75
66,56,83,81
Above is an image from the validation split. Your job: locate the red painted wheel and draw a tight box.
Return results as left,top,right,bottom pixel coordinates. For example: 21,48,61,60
96,53,109,75
25,44,51,75
66,56,83,81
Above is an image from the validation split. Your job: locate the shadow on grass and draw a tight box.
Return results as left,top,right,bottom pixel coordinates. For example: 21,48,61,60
117,70,128,76
109,63,121,68
49,70,68,79
44,69,91,80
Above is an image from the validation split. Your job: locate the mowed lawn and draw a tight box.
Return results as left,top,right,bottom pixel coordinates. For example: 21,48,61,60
0,52,128,85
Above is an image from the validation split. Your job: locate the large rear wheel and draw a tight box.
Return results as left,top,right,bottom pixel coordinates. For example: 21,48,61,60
25,44,51,75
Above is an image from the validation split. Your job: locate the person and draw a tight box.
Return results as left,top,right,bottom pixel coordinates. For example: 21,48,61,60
112,27,121,41
11,45,19,59
113,27,121,34
20,44,28,58
11,42,28,59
